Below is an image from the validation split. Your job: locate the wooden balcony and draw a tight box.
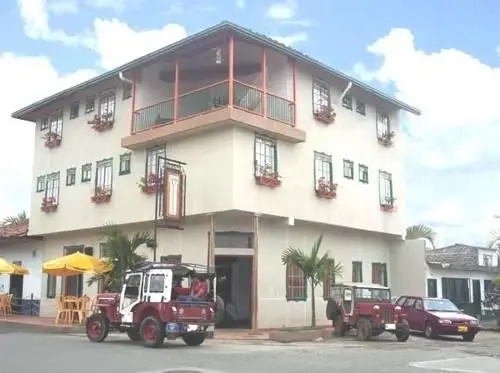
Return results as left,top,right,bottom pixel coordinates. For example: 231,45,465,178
121,36,305,150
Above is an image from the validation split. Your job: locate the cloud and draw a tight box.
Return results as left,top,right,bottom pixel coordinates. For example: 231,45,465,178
355,28,500,246
0,53,96,217
84,0,137,12
271,32,308,46
47,0,78,14
235,0,245,9
266,0,297,20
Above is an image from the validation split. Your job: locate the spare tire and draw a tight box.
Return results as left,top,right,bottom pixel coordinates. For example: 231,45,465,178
326,300,339,320
215,295,225,324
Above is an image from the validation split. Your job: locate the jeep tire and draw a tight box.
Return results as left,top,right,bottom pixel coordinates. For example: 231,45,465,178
395,319,410,342
182,333,206,346
140,316,165,348
356,318,372,341
127,328,141,341
86,313,109,343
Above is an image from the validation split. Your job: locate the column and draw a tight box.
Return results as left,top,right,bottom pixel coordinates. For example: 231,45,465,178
251,213,260,331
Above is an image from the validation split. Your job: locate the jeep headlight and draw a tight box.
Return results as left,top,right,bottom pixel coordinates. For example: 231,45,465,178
438,319,452,324
469,319,479,326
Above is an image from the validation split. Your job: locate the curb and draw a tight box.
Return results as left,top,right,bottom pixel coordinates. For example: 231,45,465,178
0,320,84,334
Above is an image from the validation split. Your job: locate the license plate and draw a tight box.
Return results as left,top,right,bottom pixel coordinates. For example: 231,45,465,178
206,324,215,332
166,323,179,332
458,325,468,333
385,323,396,330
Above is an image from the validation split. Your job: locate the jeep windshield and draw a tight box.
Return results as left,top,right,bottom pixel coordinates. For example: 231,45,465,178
354,287,391,302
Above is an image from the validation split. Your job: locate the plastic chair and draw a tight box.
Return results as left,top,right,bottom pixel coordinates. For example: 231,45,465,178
6,294,13,315
55,296,72,324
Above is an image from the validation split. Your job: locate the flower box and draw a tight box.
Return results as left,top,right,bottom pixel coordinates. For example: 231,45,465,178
313,105,336,125
88,113,114,132
44,133,62,148
91,188,112,204
316,179,337,199
138,173,160,195
380,197,397,212
377,131,396,146
40,197,58,213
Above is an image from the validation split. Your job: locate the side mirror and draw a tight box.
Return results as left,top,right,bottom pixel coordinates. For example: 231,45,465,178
344,289,352,301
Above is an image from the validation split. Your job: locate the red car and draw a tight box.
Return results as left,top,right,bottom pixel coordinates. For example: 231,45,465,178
395,296,480,342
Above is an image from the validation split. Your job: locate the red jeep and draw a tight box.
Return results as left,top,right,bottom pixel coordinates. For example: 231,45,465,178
325,283,410,341
85,262,216,348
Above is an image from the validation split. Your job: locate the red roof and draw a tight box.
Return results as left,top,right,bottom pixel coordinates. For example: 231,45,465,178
0,220,29,239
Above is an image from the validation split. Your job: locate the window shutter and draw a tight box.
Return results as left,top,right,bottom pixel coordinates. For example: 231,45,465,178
84,246,94,256
285,263,292,301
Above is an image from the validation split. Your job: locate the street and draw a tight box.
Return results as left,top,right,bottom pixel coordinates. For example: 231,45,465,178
1,325,500,373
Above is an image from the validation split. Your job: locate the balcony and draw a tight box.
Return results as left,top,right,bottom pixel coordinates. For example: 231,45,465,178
122,37,305,149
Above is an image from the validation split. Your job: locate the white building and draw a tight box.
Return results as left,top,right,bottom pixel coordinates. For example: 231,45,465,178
426,244,500,316
11,22,423,328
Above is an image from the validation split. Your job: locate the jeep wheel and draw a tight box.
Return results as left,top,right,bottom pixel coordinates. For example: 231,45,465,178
424,322,437,339
182,333,206,346
462,333,475,342
86,313,109,343
140,316,165,348
356,318,372,341
334,316,346,337
395,319,410,342
127,328,141,341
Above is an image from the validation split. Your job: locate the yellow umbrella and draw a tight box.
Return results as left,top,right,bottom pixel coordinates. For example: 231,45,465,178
42,252,113,276
0,258,30,275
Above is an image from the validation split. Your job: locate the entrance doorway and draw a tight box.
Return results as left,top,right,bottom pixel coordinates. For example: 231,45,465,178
9,274,24,314
215,255,252,329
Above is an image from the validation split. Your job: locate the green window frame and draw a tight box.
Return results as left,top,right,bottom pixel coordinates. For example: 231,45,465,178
66,167,76,186
119,153,131,175
314,151,333,189
254,135,278,176
81,163,92,182
286,263,307,302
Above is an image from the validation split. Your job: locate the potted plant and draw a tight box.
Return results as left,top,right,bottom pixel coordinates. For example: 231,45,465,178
377,131,396,146
44,132,62,148
88,112,114,132
91,187,112,204
138,173,160,194
313,105,336,124
256,165,281,188
380,196,397,211
40,197,58,212
316,178,338,199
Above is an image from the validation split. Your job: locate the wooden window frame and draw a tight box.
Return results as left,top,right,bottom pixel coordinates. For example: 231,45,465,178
378,170,394,206
314,151,333,190
145,145,166,177
322,258,337,299
119,153,131,175
371,262,387,286
66,167,76,186
95,158,113,191
359,164,369,184
49,110,63,136
286,263,307,301
352,261,363,282
312,79,330,115
343,159,354,179
254,135,278,177
81,163,92,182
376,109,390,137
99,90,116,120
36,175,46,192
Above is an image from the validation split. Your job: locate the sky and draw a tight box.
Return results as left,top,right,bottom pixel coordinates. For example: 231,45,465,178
1,0,499,247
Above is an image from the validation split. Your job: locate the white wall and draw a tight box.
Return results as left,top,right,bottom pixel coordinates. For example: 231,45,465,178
0,241,43,299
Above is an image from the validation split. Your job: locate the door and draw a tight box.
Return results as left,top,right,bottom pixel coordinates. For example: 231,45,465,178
412,298,426,332
144,270,171,303
120,273,143,323
402,297,417,329
472,279,481,316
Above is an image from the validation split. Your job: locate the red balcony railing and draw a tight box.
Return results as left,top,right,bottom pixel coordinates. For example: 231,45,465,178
132,80,295,133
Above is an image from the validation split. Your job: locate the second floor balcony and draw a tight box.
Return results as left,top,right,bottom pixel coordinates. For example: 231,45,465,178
122,36,306,149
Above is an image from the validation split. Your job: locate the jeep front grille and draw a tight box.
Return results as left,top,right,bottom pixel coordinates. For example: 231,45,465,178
382,308,393,322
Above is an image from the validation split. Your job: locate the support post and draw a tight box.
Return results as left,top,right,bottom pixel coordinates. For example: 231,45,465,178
174,59,179,121
208,214,216,269
292,59,297,126
261,47,267,117
228,35,234,106
251,213,260,331
130,71,137,133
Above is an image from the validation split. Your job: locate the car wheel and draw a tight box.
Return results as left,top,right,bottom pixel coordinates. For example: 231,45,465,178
182,333,206,346
356,318,372,341
462,333,475,342
140,316,165,348
424,322,437,339
86,313,109,343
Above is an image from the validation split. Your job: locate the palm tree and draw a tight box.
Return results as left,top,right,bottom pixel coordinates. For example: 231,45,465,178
281,234,343,327
88,224,152,292
405,224,437,249
1,210,28,226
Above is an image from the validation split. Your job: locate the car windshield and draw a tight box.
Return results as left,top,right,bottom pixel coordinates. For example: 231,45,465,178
354,287,391,301
424,298,459,312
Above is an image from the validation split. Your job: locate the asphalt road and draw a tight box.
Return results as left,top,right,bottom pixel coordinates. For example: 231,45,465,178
1,324,500,373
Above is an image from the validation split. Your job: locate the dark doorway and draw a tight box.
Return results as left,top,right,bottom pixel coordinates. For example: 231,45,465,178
9,274,24,314
63,245,84,296
472,279,481,316
215,255,252,329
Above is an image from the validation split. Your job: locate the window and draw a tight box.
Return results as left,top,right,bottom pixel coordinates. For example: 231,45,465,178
99,91,116,119
254,135,277,176
441,277,470,306
343,159,354,179
376,109,390,137
414,299,424,310
352,261,363,282
314,152,332,189
160,255,182,264
45,172,60,205
119,153,131,175
66,167,76,186
485,280,493,294
96,158,113,191
286,263,306,301
214,232,253,248
379,171,394,205
40,118,49,131
69,102,79,119
322,258,337,299
36,175,46,192
122,83,132,100
81,163,92,182
395,297,407,307
146,145,166,176
49,111,63,136
342,95,353,110
46,275,56,299
427,278,438,297
312,80,330,114
149,274,165,293
359,164,369,184
85,96,95,113
372,262,387,286
356,100,366,115
484,255,493,267
403,298,416,308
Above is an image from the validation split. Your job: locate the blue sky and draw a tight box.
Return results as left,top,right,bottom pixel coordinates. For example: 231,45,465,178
1,0,499,246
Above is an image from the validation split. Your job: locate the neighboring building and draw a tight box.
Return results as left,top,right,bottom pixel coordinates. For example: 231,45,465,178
11,22,422,327
0,221,43,314
426,244,500,316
